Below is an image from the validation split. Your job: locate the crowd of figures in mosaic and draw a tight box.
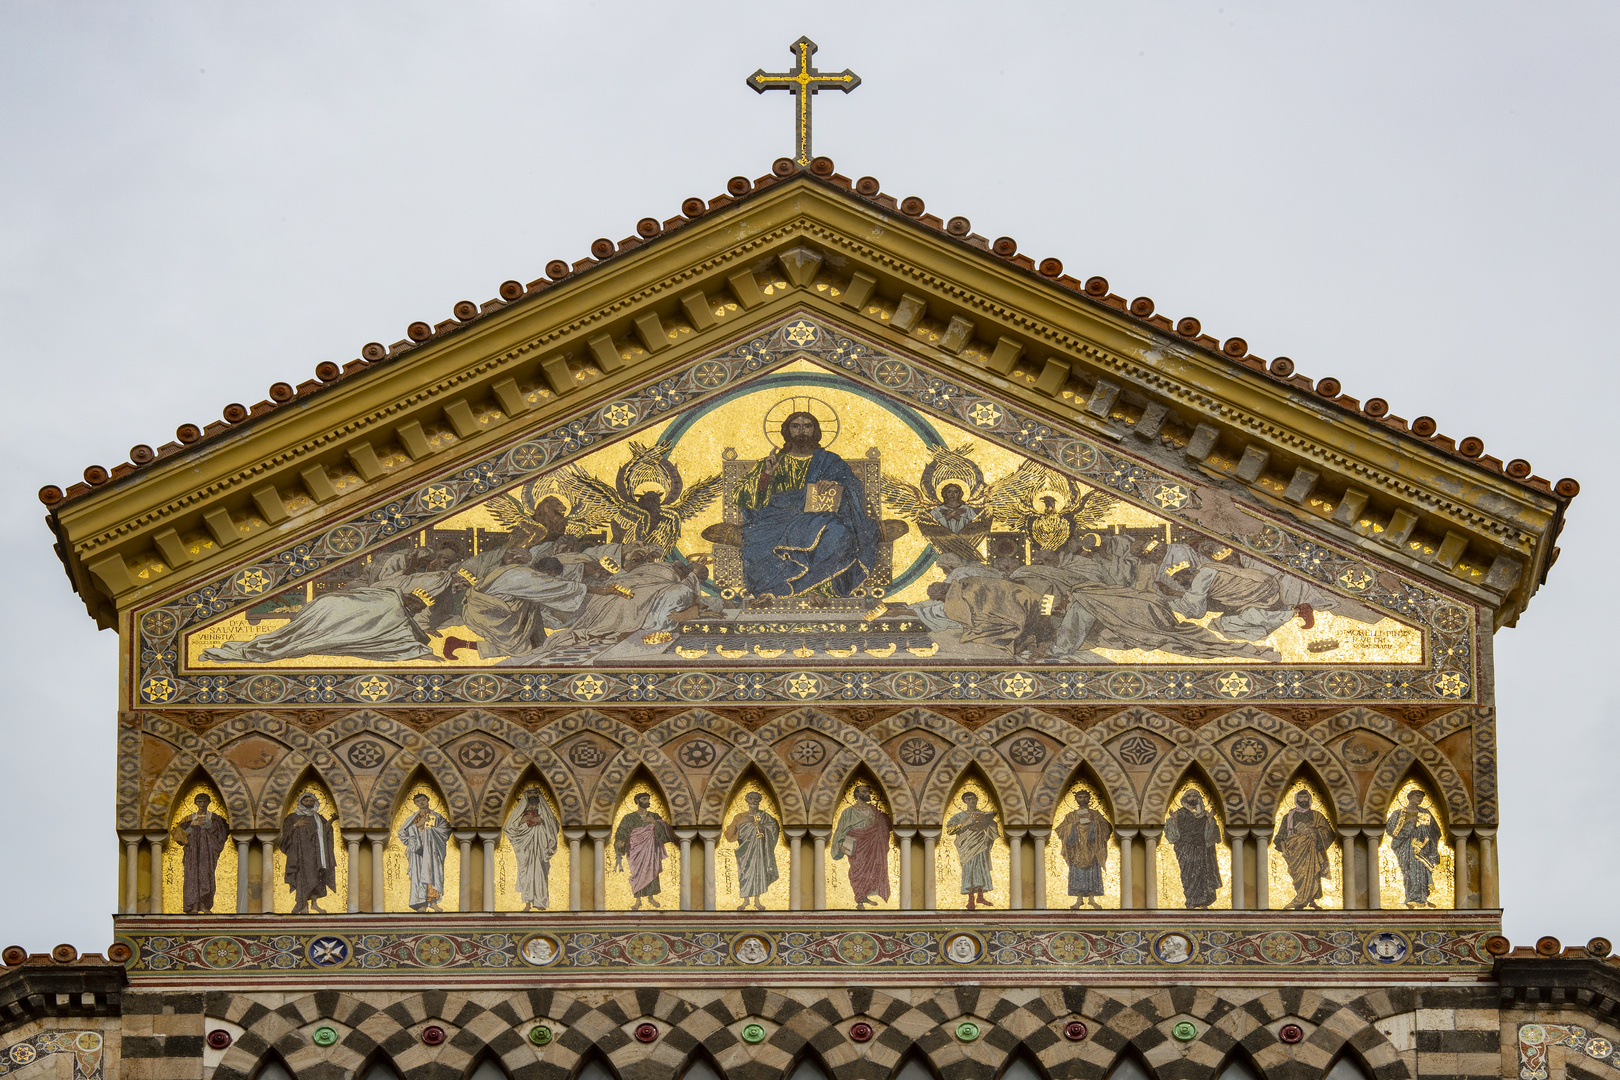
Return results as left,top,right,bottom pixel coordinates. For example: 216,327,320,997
122,701,1493,916
132,315,1478,710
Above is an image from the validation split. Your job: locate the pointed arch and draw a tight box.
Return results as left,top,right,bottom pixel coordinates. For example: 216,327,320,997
915,739,1030,827
996,1049,1051,1080
1375,769,1456,909
247,1049,295,1080
267,767,348,914
935,764,1011,910
138,721,255,832
591,745,694,828
1137,714,1247,826
1212,1049,1265,1080
1324,1051,1376,1079
1047,761,1122,910
364,735,476,829
465,1049,513,1080
604,767,680,910
354,1049,405,1080
384,766,458,913
226,712,363,829
159,767,236,915
1313,708,1474,826
784,1048,833,1080
796,712,919,826
1209,707,1359,825
572,1049,621,1080
673,1043,726,1080
890,1050,941,1080
825,765,901,910
1158,764,1232,910
1011,708,1139,826
1102,1047,1157,1080
1268,767,1345,911
715,765,792,911
693,728,809,828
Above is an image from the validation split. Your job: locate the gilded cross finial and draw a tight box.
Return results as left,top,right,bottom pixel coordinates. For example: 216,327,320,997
746,36,861,168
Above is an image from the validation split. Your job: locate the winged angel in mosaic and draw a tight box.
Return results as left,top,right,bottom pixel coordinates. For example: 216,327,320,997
552,439,724,552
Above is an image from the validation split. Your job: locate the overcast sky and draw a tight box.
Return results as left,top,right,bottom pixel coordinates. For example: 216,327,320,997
1,2,1614,951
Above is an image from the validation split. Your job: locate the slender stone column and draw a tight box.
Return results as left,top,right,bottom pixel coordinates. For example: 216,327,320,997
1476,829,1498,909
588,829,609,911
674,829,696,911
1452,828,1473,909
1362,829,1383,910
120,833,141,915
1030,828,1050,910
144,834,167,914
234,835,252,914
786,828,806,911
367,833,387,913
699,829,719,911
1140,828,1161,910
258,833,279,914
809,828,830,910
479,832,498,912
1338,829,1361,909
563,829,584,911
1116,829,1137,910
1252,831,1272,910
919,828,940,909
1228,829,1249,909
347,836,362,913
454,831,476,912
894,829,916,910
1006,828,1027,910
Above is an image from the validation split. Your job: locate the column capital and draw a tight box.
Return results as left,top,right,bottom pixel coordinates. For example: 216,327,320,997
1139,827,1163,840
230,832,256,844
674,828,698,841
562,828,587,841
143,832,168,845
586,828,611,841
118,830,146,844
476,831,502,844
1471,827,1496,840
1250,830,1272,842
1115,827,1139,839
1005,827,1029,840
1337,827,1361,840
452,830,479,843
256,832,279,844
1227,828,1251,840
807,827,831,840
916,827,941,839
785,826,810,838
697,828,721,841
365,832,390,844
891,827,919,839
1360,827,1385,839
1027,827,1052,839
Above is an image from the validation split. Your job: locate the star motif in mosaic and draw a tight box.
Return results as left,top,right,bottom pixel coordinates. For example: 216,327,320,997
894,672,928,698
142,677,176,703
1435,673,1467,698
1216,672,1251,698
602,402,637,428
309,937,348,965
420,485,453,511
967,401,1003,427
1337,565,1374,591
785,673,820,698
356,675,392,702
9,1045,36,1065
1154,484,1190,510
142,610,177,637
784,320,818,346
1059,442,1097,469
1002,672,1036,698
693,362,727,387
511,444,545,469
572,674,606,700
233,568,269,595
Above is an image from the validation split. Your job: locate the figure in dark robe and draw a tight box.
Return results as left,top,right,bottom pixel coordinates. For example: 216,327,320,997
613,792,675,910
278,792,337,914
1163,791,1222,908
830,784,893,909
1385,789,1440,906
1056,790,1113,909
732,412,880,598
723,791,780,910
1274,790,1336,909
170,793,230,914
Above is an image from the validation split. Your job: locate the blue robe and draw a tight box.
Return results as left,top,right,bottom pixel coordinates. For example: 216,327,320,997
739,448,880,597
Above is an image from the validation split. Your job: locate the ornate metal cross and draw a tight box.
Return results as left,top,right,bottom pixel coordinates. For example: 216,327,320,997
746,37,861,168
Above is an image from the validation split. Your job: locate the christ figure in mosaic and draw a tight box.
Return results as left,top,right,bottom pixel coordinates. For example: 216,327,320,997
614,792,675,910
1056,789,1112,909
1164,790,1222,908
724,791,781,910
170,793,230,914
831,784,892,909
398,794,451,912
504,788,560,912
278,792,336,915
946,791,1001,910
1385,789,1440,907
1275,790,1336,909
730,411,880,599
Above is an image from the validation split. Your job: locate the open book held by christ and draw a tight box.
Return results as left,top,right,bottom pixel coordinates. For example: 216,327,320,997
802,480,843,514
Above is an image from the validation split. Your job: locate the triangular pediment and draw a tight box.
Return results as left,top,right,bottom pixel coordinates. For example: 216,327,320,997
117,309,1481,712
46,169,1566,667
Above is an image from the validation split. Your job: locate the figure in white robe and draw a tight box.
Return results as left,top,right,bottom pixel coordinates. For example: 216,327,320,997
723,791,780,910
945,792,1001,910
504,787,560,911
398,794,451,912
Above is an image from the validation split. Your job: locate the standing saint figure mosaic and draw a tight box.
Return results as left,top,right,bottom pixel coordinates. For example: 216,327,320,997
504,787,560,912
399,793,452,912
1273,788,1337,910
946,791,1002,910
1056,789,1113,910
1163,789,1224,909
724,790,781,911
170,793,229,915
1385,787,1443,907
278,791,337,915
831,783,893,909
614,791,676,910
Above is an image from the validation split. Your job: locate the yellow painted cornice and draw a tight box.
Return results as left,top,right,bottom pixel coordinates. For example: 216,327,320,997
47,173,1570,630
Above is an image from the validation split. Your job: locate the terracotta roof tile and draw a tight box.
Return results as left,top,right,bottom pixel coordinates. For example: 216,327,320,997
36,159,1577,509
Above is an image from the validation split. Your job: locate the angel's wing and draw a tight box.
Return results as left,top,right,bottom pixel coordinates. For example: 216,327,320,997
877,475,932,521
1068,486,1121,531
552,465,631,534
985,459,1053,526
485,492,534,530
664,472,725,521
